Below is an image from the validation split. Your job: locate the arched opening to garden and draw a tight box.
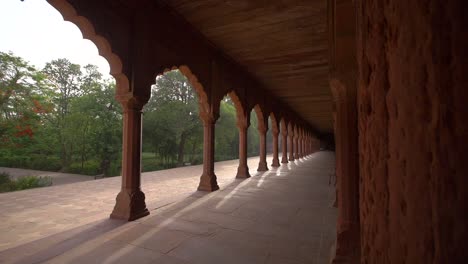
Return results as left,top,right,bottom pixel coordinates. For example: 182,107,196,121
142,69,203,172
0,0,119,192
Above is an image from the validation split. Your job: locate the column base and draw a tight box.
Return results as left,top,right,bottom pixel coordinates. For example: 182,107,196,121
289,156,295,161
281,157,289,163
110,189,149,221
236,165,251,178
271,159,280,167
197,173,220,192
257,161,269,171
332,225,360,264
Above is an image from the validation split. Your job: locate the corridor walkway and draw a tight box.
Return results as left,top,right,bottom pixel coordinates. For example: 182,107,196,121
0,151,336,264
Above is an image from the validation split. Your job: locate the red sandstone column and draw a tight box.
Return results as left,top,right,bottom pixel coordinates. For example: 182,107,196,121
332,80,359,264
197,114,219,191
299,129,304,158
271,126,280,167
281,122,289,164
329,0,360,261
288,124,295,161
236,116,250,178
304,134,308,156
111,95,149,221
294,127,300,160
257,125,269,171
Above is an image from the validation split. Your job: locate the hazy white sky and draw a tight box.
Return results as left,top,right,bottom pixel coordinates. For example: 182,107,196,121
0,0,111,77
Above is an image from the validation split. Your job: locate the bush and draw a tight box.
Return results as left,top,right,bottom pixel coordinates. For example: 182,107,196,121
0,173,53,193
67,160,100,176
107,163,121,177
0,172,10,185
0,154,61,171
14,176,53,190
29,155,62,171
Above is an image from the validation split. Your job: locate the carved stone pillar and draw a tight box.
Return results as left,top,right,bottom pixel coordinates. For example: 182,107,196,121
299,129,304,158
294,127,300,160
331,78,359,264
236,115,250,178
197,114,219,191
281,121,289,164
288,124,295,161
271,127,280,167
257,125,269,171
111,95,149,221
329,0,360,262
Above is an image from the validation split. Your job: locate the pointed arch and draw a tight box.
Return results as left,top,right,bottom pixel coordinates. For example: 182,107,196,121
224,90,249,128
253,104,268,131
270,112,279,134
156,65,211,120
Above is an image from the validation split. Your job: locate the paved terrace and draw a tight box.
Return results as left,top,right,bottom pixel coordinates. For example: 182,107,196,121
0,152,336,264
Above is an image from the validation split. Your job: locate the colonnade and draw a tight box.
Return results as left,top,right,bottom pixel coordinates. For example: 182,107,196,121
49,0,468,263
47,0,321,223
111,89,320,220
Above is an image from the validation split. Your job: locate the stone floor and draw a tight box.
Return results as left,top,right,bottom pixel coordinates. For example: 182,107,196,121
0,151,337,264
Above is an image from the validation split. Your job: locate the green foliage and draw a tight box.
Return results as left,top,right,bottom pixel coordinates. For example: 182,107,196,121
0,52,265,177
0,51,51,149
0,172,9,185
0,172,52,193
248,111,260,157
14,176,53,191
0,52,122,176
215,101,238,160
143,70,202,166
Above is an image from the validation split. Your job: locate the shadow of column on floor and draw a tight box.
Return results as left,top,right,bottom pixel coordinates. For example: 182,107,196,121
0,157,326,264
0,176,257,263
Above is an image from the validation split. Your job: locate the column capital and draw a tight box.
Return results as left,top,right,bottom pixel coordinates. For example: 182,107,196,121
257,125,267,134
116,93,149,110
199,110,219,125
281,127,288,136
236,116,250,129
330,75,357,104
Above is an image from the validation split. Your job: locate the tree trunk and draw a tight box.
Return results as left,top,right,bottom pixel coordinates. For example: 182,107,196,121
177,132,187,166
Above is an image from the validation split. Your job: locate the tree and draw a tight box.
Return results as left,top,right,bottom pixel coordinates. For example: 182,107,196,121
42,59,82,169
215,100,238,160
143,70,202,166
0,52,50,152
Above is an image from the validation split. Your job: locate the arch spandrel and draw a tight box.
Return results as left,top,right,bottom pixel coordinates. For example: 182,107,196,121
270,112,279,135
224,90,249,129
253,105,269,132
48,0,130,95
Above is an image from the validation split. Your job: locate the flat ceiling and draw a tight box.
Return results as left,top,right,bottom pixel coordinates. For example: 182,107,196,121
161,0,332,133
